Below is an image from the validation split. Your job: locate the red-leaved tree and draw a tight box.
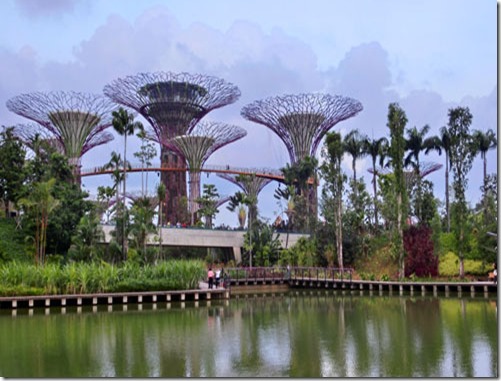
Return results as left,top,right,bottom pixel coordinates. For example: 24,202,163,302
404,225,438,277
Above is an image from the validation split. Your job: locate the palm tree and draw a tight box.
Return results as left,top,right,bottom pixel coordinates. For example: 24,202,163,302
404,125,435,223
363,136,388,228
18,178,60,265
425,126,451,231
343,129,367,183
472,128,497,188
472,128,497,221
111,107,143,258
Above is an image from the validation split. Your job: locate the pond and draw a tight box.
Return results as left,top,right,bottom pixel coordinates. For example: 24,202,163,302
0,290,497,377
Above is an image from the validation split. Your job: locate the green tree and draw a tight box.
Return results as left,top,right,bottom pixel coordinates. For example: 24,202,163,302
129,196,156,261
111,107,144,257
18,178,60,265
404,125,436,223
281,156,317,232
447,107,475,278
425,127,452,232
320,131,346,270
0,127,26,217
343,129,367,184
387,103,408,279
362,135,388,229
227,191,257,267
156,182,166,260
134,129,157,196
471,128,497,222
68,208,104,262
196,184,219,228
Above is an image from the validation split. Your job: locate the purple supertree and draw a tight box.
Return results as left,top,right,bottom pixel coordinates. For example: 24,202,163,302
169,121,247,225
217,172,272,226
241,93,363,164
103,71,241,224
6,91,116,183
11,123,65,156
241,93,363,218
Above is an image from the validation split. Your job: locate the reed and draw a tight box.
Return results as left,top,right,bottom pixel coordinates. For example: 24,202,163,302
0,260,206,296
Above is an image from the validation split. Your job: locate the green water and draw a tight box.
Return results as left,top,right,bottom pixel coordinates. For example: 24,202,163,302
0,291,497,377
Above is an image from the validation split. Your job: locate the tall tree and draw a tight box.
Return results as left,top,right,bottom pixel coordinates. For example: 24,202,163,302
387,103,408,280
321,131,346,270
448,107,475,278
156,182,166,261
0,127,26,217
133,129,157,196
425,127,452,232
343,129,367,183
112,107,144,258
227,191,257,267
196,184,219,228
472,128,497,221
362,136,388,228
404,125,435,223
18,178,60,265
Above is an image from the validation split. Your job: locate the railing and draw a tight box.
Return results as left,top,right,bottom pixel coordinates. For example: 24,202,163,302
290,267,353,283
224,266,353,285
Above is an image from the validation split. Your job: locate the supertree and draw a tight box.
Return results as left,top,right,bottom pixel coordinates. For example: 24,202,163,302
6,91,116,183
217,172,272,226
103,71,241,223
169,121,247,225
241,93,363,218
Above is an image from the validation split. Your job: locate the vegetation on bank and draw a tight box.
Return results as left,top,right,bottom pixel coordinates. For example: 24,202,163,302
0,103,497,295
0,260,205,296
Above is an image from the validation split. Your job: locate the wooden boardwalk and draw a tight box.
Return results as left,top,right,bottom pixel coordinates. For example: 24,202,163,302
0,288,229,310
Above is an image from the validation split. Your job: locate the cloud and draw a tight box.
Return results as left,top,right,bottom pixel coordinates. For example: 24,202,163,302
1,4,496,226
14,0,79,18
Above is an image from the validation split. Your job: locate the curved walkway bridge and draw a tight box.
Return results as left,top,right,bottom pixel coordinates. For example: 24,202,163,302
81,163,288,182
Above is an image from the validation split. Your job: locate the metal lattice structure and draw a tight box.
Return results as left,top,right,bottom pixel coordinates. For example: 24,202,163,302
6,91,116,181
170,121,247,224
368,162,443,184
241,93,362,219
241,93,363,164
103,71,241,224
217,172,272,225
12,123,65,155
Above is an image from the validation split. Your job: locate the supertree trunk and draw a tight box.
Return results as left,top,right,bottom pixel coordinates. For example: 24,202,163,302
189,171,201,225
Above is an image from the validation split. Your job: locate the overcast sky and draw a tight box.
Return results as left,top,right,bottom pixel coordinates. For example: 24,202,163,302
0,0,497,227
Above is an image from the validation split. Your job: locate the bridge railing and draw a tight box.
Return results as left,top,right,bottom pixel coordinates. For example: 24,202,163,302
224,266,353,284
291,267,353,283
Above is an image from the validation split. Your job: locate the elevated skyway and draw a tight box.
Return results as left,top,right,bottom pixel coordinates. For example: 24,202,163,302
100,224,309,263
82,163,288,182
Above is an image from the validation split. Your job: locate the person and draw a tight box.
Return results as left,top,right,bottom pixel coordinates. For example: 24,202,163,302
221,268,227,288
215,268,221,288
493,263,497,283
208,268,214,289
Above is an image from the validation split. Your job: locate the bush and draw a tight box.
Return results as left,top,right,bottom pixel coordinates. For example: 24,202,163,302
439,251,489,277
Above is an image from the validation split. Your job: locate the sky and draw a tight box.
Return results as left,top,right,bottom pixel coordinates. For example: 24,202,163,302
0,0,498,227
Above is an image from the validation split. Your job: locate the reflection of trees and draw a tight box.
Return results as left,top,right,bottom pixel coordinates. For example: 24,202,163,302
288,295,323,376
0,296,497,377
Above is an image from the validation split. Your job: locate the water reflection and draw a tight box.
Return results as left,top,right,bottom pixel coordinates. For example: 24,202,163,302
0,291,497,377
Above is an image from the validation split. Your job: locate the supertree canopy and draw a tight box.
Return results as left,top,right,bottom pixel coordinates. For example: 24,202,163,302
103,72,241,148
241,93,363,164
6,91,116,182
368,162,443,183
217,172,272,226
12,123,65,155
170,121,247,224
103,71,241,224
241,93,362,220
